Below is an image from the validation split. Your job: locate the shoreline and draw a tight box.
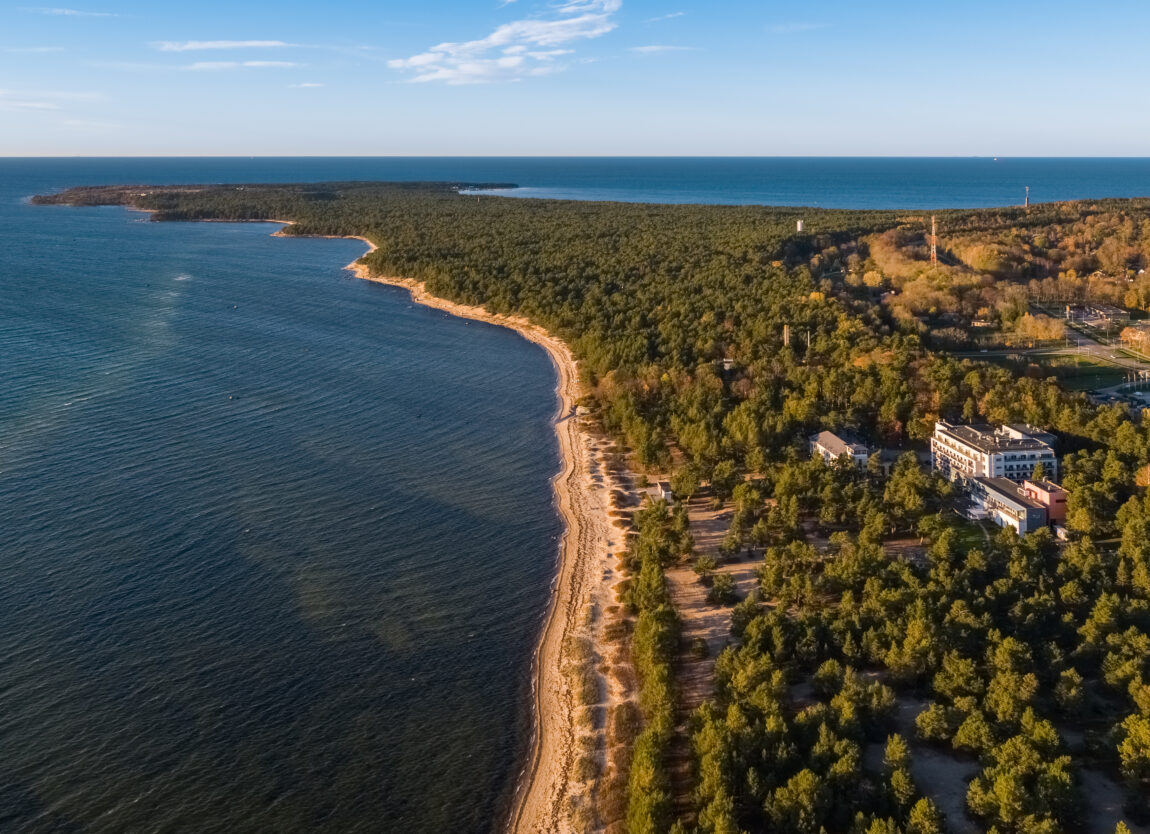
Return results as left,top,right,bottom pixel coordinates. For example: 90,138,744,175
318,228,619,833
113,210,620,831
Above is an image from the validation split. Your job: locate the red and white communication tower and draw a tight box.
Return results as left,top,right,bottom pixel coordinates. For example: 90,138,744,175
930,216,938,266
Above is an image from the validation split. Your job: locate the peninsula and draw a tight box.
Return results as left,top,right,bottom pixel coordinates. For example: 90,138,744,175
37,183,1150,834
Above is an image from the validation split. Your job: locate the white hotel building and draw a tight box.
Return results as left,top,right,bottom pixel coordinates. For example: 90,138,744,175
930,422,1058,483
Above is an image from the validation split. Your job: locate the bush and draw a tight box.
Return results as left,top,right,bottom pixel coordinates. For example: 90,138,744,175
693,554,718,584
707,573,739,605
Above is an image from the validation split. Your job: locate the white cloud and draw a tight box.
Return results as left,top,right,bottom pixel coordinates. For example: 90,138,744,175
0,88,101,105
389,0,620,84
629,44,694,54
289,82,324,87
185,60,299,70
0,88,99,110
20,7,118,16
767,22,827,35
0,99,59,110
152,39,295,52
644,12,684,23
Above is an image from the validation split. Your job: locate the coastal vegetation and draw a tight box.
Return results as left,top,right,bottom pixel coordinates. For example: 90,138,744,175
36,183,1150,833
624,502,688,834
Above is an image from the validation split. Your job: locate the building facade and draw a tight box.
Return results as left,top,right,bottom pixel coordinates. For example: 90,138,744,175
809,431,870,469
968,477,1050,534
1022,479,1069,523
931,422,1058,483
966,477,1070,535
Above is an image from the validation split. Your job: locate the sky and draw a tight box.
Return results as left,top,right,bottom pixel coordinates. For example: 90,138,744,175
2,0,1149,156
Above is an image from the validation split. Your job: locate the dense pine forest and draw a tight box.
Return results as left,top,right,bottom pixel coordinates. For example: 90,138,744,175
36,183,1150,834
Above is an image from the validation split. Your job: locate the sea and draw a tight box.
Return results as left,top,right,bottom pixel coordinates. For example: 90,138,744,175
3,157,1150,834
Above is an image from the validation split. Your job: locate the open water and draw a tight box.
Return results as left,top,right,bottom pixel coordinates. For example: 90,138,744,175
4,156,1150,833
0,160,562,833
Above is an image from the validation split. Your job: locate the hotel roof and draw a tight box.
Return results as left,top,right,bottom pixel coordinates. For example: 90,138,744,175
975,477,1048,512
1025,478,1066,493
936,422,1055,455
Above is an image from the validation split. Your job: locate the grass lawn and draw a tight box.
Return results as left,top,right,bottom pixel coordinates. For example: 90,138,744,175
986,353,1126,390
952,520,990,550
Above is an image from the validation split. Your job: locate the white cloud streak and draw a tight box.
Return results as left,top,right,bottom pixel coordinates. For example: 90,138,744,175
389,0,620,84
152,39,295,52
0,99,59,110
0,88,100,111
0,88,101,101
644,12,684,23
288,82,324,87
20,7,118,16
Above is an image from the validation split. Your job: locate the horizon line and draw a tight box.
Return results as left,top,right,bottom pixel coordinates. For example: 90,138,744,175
6,154,1150,160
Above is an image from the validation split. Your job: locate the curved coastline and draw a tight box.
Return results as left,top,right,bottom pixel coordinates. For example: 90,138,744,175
342,252,596,834
87,209,610,831
310,229,611,834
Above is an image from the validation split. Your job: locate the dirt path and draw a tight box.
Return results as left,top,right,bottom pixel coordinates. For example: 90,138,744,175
891,697,979,834
664,494,761,818
669,497,760,712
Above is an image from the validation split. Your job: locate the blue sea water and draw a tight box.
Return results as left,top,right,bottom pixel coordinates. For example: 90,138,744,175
18,156,1150,209
4,156,1150,834
0,160,562,833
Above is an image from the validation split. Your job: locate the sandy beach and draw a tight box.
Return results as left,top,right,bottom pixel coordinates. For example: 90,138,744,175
331,236,629,833
136,215,628,830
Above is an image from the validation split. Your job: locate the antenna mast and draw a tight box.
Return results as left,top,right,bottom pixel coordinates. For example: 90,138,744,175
930,216,938,266
1025,186,1030,212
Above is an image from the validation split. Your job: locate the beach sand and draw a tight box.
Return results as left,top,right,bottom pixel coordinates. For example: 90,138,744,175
334,238,630,833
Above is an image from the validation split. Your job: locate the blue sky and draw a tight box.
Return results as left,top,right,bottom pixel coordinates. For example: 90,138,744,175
2,0,1148,155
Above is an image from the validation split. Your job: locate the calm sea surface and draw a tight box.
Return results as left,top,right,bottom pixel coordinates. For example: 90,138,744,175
17,157,1150,208
0,160,562,833
4,156,1150,833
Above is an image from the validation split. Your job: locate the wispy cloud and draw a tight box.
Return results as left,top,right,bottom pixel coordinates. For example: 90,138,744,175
288,82,324,88
629,44,695,54
0,88,101,104
20,7,118,16
185,60,300,70
0,88,100,111
0,99,59,111
644,12,684,23
389,0,620,84
767,22,827,35
152,39,296,52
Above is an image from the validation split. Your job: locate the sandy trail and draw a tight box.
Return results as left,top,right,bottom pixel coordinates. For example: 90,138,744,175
335,238,626,834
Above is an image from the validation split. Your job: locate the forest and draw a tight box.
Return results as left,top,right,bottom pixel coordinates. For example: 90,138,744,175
35,183,1150,833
